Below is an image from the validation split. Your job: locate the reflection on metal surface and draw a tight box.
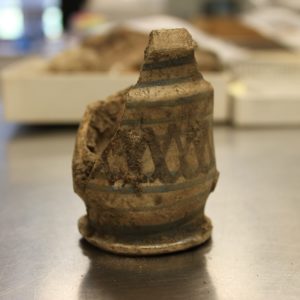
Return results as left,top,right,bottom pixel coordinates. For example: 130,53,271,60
79,239,217,300
0,125,300,299
6,125,76,184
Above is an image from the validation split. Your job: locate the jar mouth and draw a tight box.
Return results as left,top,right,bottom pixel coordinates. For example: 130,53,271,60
138,28,201,86
144,28,196,63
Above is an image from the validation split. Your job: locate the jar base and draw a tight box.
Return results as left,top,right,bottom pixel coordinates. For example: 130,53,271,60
78,215,212,256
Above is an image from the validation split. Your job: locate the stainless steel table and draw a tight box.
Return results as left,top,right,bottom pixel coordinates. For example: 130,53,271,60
0,122,299,300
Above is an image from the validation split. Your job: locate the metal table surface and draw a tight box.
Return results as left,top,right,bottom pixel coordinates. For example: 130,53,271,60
0,122,299,300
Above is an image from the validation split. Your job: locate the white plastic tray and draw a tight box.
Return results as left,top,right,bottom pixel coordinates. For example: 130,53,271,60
1,57,230,124
230,51,300,126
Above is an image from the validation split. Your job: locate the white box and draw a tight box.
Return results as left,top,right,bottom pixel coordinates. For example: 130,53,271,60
1,57,230,124
230,80,300,126
230,51,300,126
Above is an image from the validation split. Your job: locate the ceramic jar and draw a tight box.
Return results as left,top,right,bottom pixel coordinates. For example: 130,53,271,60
73,28,219,255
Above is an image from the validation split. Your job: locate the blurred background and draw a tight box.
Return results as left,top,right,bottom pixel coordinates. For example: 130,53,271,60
0,0,300,126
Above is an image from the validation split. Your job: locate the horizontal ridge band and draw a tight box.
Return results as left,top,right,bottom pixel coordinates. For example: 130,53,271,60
126,89,212,109
142,54,195,71
87,169,217,194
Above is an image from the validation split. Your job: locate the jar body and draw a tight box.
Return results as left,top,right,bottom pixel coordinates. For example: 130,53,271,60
73,28,219,255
